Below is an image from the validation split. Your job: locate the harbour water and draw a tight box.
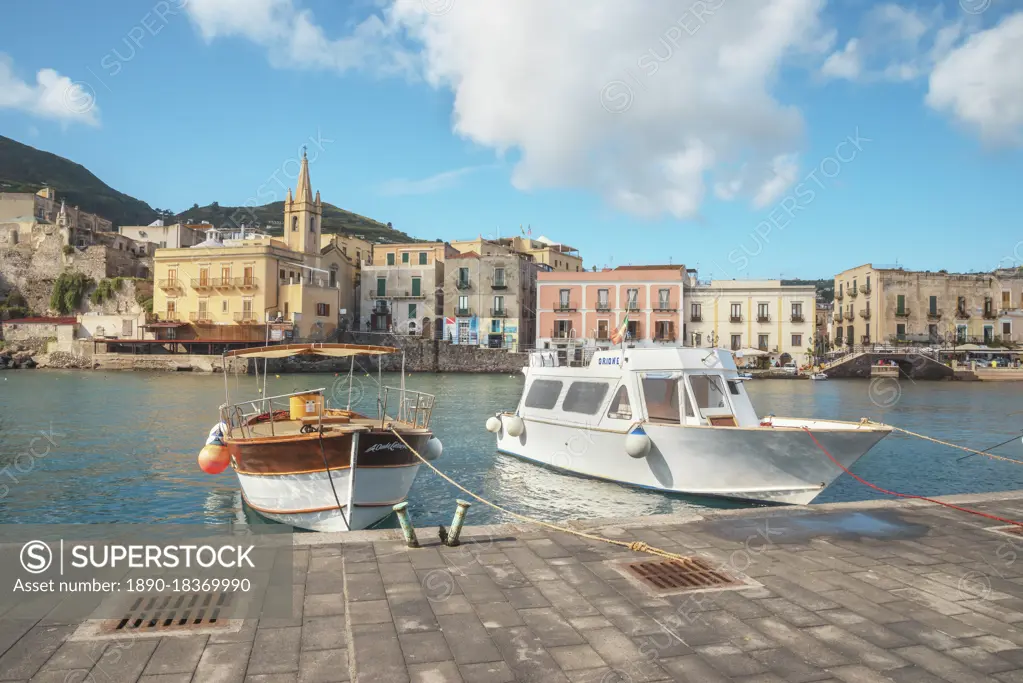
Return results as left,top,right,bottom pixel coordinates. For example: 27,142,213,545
0,370,1020,529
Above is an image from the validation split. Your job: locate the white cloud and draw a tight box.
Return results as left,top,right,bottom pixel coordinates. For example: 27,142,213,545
0,55,99,126
927,12,1023,147
184,0,838,219
819,4,965,83
184,0,415,76
378,165,491,196
821,39,861,80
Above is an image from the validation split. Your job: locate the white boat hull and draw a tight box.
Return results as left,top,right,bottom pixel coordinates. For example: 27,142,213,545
495,416,888,505
237,464,421,532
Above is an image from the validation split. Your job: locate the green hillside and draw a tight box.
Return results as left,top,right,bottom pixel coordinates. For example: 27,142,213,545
783,278,834,302
0,135,416,243
0,135,159,227
174,201,416,243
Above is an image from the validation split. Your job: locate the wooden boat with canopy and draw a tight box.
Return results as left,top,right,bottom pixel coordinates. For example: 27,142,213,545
208,343,441,532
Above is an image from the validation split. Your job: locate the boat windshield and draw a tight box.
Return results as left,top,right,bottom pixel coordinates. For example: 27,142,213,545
641,376,681,423
689,374,729,411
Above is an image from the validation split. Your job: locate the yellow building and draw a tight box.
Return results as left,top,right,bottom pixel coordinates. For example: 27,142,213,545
321,233,374,266
151,152,355,341
489,235,583,272
360,242,457,335
833,264,1023,347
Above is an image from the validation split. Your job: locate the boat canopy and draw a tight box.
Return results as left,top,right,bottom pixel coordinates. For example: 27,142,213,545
223,343,399,359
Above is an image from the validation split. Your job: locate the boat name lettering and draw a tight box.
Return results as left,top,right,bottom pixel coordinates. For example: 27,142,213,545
365,442,407,453
598,357,621,365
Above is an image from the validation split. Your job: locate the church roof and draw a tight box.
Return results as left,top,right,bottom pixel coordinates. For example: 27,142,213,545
296,149,314,203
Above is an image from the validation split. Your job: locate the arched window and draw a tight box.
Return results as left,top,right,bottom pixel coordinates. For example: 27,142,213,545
329,266,337,288
309,216,316,233
291,216,298,232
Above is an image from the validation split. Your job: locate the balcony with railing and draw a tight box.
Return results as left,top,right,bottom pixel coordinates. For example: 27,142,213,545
388,290,427,300
790,313,805,323
625,302,640,312
491,279,507,290
372,304,391,315
455,307,473,317
927,309,942,320
212,277,235,289
756,314,771,323
860,284,871,295
859,309,871,320
844,310,855,321
491,307,508,317
191,278,214,291
596,302,611,312
653,301,678,312
238,277,259,291
730,315,743,323
552,327,575,339
233,312,260,324
983,307,998,319
455,279,472,290
848,287,858,298
554,302,578,312
894,308,910,318
158,278,182,291
833,311,842,322
158,311,182,322
955,307,970,319
835,290,844,300
690,313,703,322
189,311,213,324
654,334,677,343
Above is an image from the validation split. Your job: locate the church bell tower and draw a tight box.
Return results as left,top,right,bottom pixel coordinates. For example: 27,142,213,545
283,148,322,255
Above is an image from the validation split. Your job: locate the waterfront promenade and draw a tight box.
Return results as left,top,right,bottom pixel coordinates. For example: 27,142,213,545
8,491,1023,681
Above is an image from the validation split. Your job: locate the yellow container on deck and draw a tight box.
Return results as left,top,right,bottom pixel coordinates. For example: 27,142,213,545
290,393,324,421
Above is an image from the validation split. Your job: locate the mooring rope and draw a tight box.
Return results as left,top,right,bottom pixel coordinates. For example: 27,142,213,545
388,428,687,561
804,426,1023,527
861,419,1023,466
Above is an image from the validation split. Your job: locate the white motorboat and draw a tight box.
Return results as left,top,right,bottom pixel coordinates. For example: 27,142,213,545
209,343,440,532
486,346,889,505
809,372,828,380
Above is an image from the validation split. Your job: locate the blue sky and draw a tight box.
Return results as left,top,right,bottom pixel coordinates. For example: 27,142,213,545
1,0,1021,279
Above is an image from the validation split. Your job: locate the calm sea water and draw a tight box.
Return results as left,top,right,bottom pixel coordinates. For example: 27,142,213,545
0,370,1021,528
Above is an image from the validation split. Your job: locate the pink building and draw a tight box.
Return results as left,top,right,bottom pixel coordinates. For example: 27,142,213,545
536,266,687,348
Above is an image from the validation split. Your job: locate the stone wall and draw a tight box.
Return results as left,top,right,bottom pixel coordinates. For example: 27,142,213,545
826,352,954,380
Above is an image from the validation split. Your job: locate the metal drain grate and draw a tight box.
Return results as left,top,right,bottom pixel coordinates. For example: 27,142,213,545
625,557,740,593
102,592,235,633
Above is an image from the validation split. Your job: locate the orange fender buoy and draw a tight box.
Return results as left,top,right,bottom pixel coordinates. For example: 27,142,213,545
198,444,231,474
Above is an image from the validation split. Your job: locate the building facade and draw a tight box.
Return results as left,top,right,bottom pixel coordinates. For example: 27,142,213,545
150,152,352,341
683,280,816,359
536,267,685,349
442,249,540,350
359,242,455,336
0,188,113,234
833,264,1023,347
489,235,583,272
119,222,207,249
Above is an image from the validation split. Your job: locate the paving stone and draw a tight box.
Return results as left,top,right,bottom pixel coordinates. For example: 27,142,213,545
351,622,406,683
88,638,160,683
944,645,1018,674
458,660,515,683
748,647,834,683
487,626,570,683
30,672,94,683
399,631,453,665
138,674,194,683
518,607,587,647
547,644,604,671
503,587,551,610
827,664,909,682
894,644,994,683
143,635,208,675
249,627,302,674
658,654,732,682
194,641,253,683
437,614,502,665
694,643,769,677
298,648,349,682
474,601,524,629
35,640,108,672
344,572,386,602
0,624,74,679
304,593,346,617
758,598,828,628
408,660,462,683
804,624,907,671
746,618,850,668
347,599,392,625
302,615,346,651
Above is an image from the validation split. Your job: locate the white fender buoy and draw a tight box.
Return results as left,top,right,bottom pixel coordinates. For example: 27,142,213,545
625,427,651,458
503,415,525,437
485,416,502,433
423,437,443,461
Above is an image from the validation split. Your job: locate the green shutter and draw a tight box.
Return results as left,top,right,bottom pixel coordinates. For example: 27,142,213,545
897,294,905,314
377,278,386,296
402,252,409,264
409,304,416,318
411,277,421,296
419,252,427,264
387,253,395,265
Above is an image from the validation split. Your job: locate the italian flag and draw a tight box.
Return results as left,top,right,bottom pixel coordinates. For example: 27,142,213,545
610,314,629,344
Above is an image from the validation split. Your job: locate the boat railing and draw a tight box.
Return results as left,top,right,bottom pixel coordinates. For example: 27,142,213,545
380,386,435,430
219,387,328,439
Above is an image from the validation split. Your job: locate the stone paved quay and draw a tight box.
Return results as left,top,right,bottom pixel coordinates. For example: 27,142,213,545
11,491,1023,682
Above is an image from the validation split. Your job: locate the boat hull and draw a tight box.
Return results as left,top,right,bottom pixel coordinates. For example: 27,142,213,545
226,429,431,531
494,416,888,505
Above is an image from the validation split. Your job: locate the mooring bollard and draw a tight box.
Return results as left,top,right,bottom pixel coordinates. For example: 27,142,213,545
393,501,420,548
445,499,472,547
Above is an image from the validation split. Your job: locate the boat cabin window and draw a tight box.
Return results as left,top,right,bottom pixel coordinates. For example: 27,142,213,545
727,380,741,395
607,385,632,420
525,379,563,410
562,381,610,415
689,375,729,411
641,376,681,423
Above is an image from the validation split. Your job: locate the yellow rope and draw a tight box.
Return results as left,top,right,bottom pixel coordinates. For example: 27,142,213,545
388,429,686,561
862,419,1023,465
